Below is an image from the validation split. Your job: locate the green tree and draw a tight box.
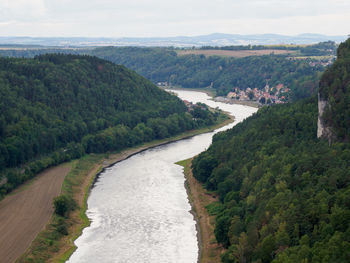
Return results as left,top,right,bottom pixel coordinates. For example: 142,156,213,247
53,195,73,217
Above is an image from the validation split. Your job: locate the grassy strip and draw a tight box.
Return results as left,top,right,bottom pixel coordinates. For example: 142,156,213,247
17,111,231,263
17,155,104,263
176,158,224,263
54,161,103,263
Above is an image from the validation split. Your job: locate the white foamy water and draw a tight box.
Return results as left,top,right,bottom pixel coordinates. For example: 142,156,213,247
67,90,257,263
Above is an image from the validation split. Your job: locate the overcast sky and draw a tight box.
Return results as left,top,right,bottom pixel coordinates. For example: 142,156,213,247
0,0,349,37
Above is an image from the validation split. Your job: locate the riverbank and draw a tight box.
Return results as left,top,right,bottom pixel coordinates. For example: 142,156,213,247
176,158,224,263
165,87,261,108
164,87,217,97
213,96,261,108
16,112,233,263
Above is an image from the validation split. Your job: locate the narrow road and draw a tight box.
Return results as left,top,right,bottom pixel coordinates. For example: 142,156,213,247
0,163,71,263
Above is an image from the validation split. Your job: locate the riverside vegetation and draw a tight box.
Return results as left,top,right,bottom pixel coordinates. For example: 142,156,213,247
191,38,350,262
15,116,233,263
0,54,225,199
0,54,230,263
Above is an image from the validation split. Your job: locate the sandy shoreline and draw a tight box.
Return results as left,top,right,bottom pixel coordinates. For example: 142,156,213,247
164,87,217,98
213,96,261,108
178,158,224,263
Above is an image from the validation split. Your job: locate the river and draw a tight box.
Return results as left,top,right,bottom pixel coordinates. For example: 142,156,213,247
67,90,257,263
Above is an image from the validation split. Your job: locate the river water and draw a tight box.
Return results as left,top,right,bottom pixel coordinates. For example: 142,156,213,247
67,90,257,263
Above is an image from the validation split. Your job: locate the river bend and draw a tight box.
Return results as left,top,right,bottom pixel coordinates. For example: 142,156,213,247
67,90,257,263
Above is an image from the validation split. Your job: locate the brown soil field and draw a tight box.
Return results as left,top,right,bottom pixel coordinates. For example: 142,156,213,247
46,161,102,263
177,49,296,58
0,163,71,263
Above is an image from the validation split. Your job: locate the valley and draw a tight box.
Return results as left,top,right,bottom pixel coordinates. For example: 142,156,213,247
0,37,349,263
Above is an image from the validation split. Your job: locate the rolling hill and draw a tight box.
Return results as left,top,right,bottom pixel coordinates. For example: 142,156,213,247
0,54,218,197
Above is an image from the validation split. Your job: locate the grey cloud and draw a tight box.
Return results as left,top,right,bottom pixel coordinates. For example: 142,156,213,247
0,0,349,37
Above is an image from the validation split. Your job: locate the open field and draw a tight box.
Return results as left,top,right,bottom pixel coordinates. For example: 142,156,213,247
0,163,71,263
177,49,296,58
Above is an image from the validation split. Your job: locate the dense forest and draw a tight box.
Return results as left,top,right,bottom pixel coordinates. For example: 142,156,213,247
0,44,327,101
0,54,221,198
90,47,325,100
192,39,350,262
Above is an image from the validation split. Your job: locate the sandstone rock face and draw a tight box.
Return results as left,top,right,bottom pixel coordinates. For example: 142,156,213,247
317,92,327,138
317,92,334,143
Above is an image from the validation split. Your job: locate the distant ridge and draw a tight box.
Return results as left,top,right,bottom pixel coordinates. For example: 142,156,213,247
0,33,347,47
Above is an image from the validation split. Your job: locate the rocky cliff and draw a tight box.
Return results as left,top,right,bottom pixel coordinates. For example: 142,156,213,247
317,92,333,141
317,38,350,142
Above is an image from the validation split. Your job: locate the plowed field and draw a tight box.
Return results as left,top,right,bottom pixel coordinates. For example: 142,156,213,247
0,164,71,263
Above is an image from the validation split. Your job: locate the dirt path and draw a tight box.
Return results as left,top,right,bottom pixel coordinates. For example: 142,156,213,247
0,163,71,263
183,159,224,263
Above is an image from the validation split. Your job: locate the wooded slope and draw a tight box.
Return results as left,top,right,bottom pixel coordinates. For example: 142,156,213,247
192,39,350,262
0,54,218,197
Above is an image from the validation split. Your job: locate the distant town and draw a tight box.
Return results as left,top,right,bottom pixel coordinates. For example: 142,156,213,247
159,55,335,107
160,82,291,106
225,84,290,104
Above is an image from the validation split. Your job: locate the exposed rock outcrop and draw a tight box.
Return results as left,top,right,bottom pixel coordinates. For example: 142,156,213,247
317,38,350,143
317,92,334,142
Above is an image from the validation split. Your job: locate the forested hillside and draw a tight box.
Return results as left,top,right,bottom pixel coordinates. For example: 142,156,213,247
0,54,220,197
192,39,350,262
90,47,325,100
0,45,326,101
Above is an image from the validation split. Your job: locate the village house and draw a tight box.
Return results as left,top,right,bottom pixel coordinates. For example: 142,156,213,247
182,100,195,111
227,92,237,99
157,81,168,87
225,83,289,105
